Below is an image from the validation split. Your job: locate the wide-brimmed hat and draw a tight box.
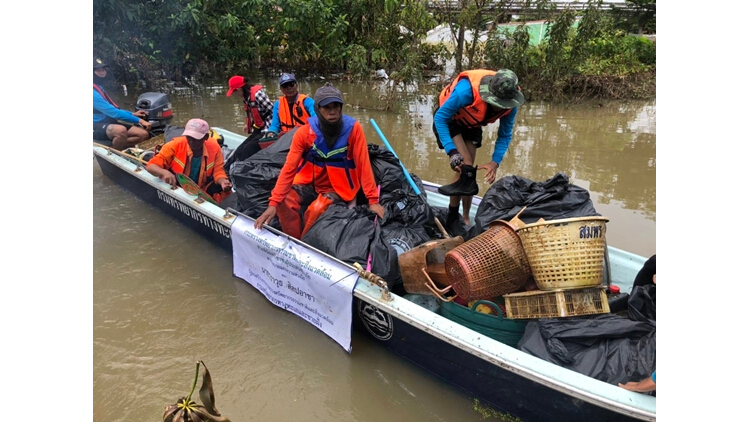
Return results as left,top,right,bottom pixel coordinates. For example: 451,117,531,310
93,57,108,69
479,69,525,109
226,75,246,96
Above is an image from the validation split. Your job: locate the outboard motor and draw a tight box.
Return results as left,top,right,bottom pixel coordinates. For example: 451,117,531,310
135,92,173,134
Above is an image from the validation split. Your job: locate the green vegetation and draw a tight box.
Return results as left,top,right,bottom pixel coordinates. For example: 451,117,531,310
93,0,655,102
483,1,655,101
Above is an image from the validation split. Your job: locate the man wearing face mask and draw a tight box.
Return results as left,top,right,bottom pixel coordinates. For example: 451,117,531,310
93,57,152,150
254,83,385,239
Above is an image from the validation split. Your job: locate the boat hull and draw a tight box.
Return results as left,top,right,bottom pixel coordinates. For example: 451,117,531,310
95,154,233,251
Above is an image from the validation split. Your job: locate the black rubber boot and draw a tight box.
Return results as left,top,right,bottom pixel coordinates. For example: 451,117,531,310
445,205,460,229
438,165,479,196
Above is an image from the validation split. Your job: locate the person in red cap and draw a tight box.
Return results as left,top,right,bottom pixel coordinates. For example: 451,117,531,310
146,118,232,203
93,57,152,150
254,83,384,238
226,76,274,135
265,73,316,138
225,76,276,166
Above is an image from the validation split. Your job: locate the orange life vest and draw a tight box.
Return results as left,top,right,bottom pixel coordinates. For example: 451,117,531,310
294,115,359,202
244,85,265,130
278,94,311,134
438,70,511,128
166,136,224,191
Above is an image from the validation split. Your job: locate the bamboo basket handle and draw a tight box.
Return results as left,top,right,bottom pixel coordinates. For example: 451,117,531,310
507,206,528,230
434,217,450,239
422,267,456,302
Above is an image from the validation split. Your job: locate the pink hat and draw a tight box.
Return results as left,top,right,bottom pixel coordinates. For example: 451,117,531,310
182,118,210,139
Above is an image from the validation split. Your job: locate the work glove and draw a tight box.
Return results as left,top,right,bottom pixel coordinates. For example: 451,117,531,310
448,150,464,170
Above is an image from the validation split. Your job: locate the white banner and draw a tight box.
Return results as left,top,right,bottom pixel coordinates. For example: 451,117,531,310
231,214,358,352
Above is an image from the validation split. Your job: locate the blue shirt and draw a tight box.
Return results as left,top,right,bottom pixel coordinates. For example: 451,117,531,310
434,78,518,164
93,87,140,124
268,95,316,134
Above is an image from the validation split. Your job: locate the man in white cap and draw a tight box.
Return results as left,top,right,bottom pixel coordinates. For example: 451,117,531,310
254,83,384,238
146,118,232,203
265,73,316,137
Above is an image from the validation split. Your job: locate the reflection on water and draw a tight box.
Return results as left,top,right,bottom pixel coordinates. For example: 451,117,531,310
95,77,655,421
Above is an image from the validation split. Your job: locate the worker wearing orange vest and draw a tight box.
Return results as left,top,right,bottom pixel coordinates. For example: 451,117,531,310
254,83,385,239
433,69,525,228
146,119,233,203
266,73,316,137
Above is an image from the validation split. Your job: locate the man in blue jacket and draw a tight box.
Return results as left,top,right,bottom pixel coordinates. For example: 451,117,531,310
265,73,316,138
93,58,152,150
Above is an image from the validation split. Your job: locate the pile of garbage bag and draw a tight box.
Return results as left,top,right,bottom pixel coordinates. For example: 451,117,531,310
517,285,656,385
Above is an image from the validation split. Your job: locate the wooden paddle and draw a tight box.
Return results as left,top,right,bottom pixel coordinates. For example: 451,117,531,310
176,173,219,206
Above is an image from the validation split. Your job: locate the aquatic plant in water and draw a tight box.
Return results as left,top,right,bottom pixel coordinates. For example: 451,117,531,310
163,361,231,422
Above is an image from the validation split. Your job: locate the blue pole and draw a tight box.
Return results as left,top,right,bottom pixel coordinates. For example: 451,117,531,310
369,118,421,196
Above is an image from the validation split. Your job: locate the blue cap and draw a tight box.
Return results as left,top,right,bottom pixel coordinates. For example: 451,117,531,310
279,73,296,85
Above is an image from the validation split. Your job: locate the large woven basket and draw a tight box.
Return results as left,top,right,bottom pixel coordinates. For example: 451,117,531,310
516,216,609,290
439,220,531,301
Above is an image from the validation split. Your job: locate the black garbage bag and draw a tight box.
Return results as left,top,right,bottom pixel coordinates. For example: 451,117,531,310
246,127,296,166
470,173,599,239
429,206,470,239
230,162,280,218
380,189,432,228
302,203,400,287
381,222,431,256
431,206,449,237
368,144,405,193
229,128,298,218
163,125,185,143
218,191,239,210
518,314,656,385
223,130,264,173
628,285,656,322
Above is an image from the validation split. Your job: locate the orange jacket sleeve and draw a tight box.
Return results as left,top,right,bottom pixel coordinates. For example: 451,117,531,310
147,141,177,169
350,122,380,204
268,128,310,207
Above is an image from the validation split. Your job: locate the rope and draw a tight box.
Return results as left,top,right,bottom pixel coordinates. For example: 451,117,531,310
353,262,392,301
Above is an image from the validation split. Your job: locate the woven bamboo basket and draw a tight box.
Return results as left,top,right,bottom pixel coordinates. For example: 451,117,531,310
503,286,610,319
516,216,609,290
434,220,531,301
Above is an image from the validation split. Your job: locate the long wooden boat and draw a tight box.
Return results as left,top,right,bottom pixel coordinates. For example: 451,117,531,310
93,128,656,422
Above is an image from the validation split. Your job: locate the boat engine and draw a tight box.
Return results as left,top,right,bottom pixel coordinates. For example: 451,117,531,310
135,92,173,134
